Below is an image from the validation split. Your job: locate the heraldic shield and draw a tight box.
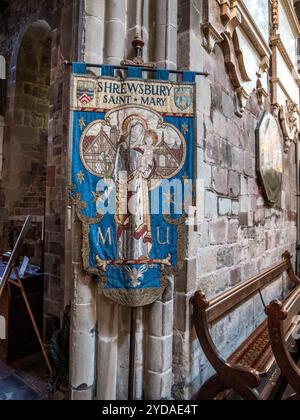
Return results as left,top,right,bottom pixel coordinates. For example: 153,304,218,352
174,87,193,112
70,64,196,307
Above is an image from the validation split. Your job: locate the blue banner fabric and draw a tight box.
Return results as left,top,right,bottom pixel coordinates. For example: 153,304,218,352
70,66,196,307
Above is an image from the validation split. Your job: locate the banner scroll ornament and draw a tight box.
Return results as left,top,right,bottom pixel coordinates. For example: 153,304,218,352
70,64,196,307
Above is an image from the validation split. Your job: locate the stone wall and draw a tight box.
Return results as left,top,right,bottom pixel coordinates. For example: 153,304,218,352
5,24,51,264
174,0,298,398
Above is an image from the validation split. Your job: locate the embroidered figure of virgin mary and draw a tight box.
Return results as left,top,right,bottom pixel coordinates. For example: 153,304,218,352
114,115,158,262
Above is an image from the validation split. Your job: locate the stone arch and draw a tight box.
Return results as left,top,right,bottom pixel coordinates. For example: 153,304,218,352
9,20,51,77
1,20,52,266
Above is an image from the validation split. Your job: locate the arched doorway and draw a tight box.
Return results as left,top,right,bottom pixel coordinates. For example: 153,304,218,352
0,22,52,400
3,21,51,267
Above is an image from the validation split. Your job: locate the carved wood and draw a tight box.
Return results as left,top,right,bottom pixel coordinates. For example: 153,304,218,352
192,251,300,400
206,255,292,324
269,0,300,142
271,0,279,34
279,100,299,153
266,294,300,396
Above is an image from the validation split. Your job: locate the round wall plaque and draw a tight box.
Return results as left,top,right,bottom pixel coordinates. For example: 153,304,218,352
256,112,283,206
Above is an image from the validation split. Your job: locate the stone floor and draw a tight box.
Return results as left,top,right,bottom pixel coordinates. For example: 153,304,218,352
0,341,49,400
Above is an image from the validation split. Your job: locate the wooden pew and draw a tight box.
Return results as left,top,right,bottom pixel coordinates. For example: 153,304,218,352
266,284,300,400
191,251,300,400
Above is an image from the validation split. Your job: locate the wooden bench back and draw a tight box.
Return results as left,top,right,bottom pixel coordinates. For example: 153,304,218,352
265,268,300,395
202,252,296,325
282,287,300,336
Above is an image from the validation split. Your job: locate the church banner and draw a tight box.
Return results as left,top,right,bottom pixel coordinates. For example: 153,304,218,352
70,64,196,307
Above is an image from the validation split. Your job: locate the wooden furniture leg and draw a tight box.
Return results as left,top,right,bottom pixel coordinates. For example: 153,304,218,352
10,269,53,375
197,375,229,400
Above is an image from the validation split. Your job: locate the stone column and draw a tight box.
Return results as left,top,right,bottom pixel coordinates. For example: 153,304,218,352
103,0,127,65
154,0,178,69
94,0,128,400
142,0,178,400
96,292,118,400
83,0,105,68
69,0,107,401
126,0,142,56
126,0,150,61
69,219,97,400
144,280,174,399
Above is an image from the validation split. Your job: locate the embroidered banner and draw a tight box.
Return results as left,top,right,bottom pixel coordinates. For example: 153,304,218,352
70,64,196,307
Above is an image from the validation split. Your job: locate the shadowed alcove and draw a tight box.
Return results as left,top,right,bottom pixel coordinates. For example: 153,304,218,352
2,21,51,267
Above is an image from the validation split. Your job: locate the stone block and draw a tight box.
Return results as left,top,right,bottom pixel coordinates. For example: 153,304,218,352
220,140,232,168
70,323,96,389
212,111,227,139
231,147,244,173
240,196,249,213
241,260,257,281
197,78,211,115
215,268,229,294
85,0,104,16
211,84,222,113
254,208,265,224
226,120,240,147
228,219,239,243
84,15,104,65
202,162,212,188
97,337,118,400
205,135,220,165
186,258,197,293
232,200,239,216
147,335,173,373
229,171,240,197
222,91,234,118
144,369,172,400
248,177,259,195
205,190,218,218
210,218,228,245
213,167,228,195
218,197,231,216
229,267,241,286
70,386,94,401
148,300,173,338
217,246,234,269
240,176,248,195
98,302,118,338
244,151,254,177
174,292,193,333
198,220,210,247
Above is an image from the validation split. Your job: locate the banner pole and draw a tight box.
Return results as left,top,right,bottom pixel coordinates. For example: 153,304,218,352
128,306,137,400
63,61,209,77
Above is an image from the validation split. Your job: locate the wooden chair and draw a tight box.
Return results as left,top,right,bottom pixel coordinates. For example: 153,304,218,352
266,284,300,400
191,251,300,400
